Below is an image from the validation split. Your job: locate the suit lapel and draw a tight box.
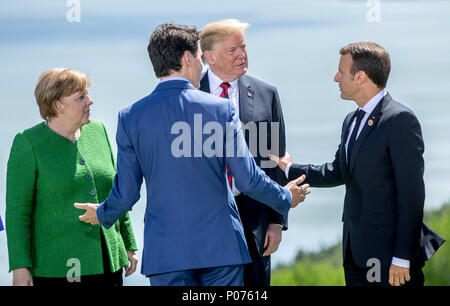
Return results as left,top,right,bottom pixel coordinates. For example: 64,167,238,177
340,112,356,182
348,94,390,177
201,71,255,122
238,75,254,122
199,72,210,93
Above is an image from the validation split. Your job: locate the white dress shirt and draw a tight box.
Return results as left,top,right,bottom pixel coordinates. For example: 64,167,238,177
344,88,386,162
285,89,410,268
207,69,241,196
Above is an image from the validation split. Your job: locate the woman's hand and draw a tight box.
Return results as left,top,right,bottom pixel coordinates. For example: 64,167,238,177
125,251,139,277
13,268,33,286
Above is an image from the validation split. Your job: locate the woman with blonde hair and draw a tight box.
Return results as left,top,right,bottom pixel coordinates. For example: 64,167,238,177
6,68,138,287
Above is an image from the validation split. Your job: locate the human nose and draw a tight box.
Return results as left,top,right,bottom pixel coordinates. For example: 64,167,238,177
334,72,340,83
238,47,246,59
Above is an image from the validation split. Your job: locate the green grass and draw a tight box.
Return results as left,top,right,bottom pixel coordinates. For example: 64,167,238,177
272,203,449,286
423,204,450,285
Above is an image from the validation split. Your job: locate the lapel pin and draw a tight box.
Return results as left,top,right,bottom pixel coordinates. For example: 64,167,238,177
368,119,374,126
247,91,253,98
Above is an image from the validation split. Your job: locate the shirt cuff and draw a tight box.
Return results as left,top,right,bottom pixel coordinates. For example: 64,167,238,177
391,257,410,268
285,163,292,179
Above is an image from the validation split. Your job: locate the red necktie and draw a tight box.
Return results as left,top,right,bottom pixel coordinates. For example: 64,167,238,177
219,82,231,98
219,82,233,189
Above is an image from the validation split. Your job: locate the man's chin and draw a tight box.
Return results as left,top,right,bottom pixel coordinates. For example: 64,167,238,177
236,68,247,78
340,93,351,100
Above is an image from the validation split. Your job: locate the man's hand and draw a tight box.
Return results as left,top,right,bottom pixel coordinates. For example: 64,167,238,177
13,268,33,286
389,264,411,286
125,251,139,277
269,152,293,173
284,175,311,208
74,203,100,225
262,224,283,257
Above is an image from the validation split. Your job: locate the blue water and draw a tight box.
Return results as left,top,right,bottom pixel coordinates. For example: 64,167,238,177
1,0,449,285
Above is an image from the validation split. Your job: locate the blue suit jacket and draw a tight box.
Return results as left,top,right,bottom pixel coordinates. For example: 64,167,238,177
97,79,291,276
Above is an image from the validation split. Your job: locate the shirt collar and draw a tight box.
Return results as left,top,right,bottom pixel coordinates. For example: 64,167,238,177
159,76,190,84
207,69,238,91
360,88,386,114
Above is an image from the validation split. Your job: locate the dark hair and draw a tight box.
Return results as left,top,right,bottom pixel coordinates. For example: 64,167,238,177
147,24,200,78
340,42,391,88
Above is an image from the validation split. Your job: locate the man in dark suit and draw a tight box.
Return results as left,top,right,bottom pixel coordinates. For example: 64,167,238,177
271,42,426,286
200,19,289,286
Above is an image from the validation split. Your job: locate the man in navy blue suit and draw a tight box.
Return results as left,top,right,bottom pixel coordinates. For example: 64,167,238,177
75,24,310,286
271,42,428,287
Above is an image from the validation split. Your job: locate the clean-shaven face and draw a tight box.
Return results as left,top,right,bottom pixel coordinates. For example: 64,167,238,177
190,44,204,89
209,33,248,82
334,53,358,101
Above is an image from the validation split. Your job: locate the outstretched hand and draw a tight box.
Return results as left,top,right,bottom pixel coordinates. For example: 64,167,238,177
269,152,293,172
284,174,311,208
74,203,100,225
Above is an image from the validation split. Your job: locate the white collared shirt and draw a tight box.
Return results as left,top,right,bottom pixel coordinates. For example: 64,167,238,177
159,76,190,84
344,88,387,161
207,69,240,118
207,69,241,196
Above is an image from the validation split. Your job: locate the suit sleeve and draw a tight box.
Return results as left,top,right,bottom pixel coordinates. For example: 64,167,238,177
6,133,37,271
97,112,144,229
101,123,138,250
226,102,292,216
388,112,425,261
287,116,348,187
288,145,344,187
268,88,289,228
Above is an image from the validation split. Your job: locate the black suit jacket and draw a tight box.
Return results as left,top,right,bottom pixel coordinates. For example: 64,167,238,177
200,72,288,258
289,93,427,268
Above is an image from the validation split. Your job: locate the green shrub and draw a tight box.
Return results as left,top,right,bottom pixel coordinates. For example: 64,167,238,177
423,204,450,285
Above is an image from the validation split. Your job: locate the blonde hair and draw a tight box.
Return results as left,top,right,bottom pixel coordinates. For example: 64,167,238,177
200,19,250,52
34,68,91,120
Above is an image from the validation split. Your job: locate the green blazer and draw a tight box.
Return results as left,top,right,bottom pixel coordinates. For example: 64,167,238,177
6,120,138,277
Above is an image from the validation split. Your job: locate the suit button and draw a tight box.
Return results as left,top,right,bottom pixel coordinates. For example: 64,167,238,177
86,174,92,180
90,190,96,196
79,159,85,165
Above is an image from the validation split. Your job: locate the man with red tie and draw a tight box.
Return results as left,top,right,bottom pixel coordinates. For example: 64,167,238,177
200,19,289,286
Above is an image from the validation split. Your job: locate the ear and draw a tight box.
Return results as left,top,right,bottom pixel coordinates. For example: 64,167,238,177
203,50,214,66
357,71,367,84
54,99,63,112
184,50,195,67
